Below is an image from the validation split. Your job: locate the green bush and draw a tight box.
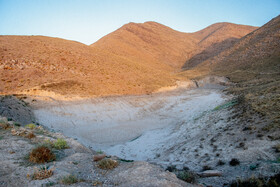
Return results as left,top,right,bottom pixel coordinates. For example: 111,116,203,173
53,138,69,149
25,123,37,129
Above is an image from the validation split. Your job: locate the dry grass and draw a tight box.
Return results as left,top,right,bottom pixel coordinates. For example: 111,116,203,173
97,159,118,170
60,174,78,185
0,121,11,130
31,165,54,180
25,132,36,139
29,146,56,164
0,22,254,97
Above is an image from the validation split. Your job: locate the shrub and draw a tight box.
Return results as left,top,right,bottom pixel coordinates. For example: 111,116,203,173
25,132,36,139
32,165,54,180
25,123,37,129
229,158,240,166
177,171,196,183
274,144,280,152
60,174,78,185
0,121,11,130
53,138,69,149
217,160,225,166
97,159,118,170
29,146,56,163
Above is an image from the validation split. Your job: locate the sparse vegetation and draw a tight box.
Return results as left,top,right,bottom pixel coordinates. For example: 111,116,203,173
230,173,280,187
25,123,37,129
25,132,36,139
213,98,239,111
97,159,118,170
29,146,56,163
230,158,240,166
52,138,69,149
0,120,11,129
274,144,280,153
60,174,78,185
31,165,54,180
176,171,196,183
217,160,225,166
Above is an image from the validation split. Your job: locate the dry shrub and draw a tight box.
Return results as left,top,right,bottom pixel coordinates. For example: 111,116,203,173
11,128,28,136
32,166,54,180
0,121,11,130
60,174,78,185
29,146,56,163
97,159,118,170
25,132,36,139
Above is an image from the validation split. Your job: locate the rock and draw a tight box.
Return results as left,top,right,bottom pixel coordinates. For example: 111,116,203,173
199,170,222,177
93,154,106,161
108,161,195,187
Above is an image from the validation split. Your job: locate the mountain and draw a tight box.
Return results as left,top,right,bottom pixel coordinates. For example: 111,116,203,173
182,15,280,126
0,21,256,97
92,21,256,70
183,22,257,69
0,35,177,96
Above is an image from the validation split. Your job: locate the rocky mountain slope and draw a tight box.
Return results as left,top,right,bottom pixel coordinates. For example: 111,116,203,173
0,22,256,97
181,15,280,130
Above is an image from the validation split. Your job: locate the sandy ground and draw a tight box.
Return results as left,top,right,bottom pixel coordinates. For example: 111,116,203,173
31,87,280,186
32,88,226,149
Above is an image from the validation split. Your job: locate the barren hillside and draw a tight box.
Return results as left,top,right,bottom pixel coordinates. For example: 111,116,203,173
181,15,280,127
183,22,257,69
0,21,256,97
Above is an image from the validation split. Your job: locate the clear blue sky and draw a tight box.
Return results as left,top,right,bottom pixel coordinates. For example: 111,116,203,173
0,0,279,45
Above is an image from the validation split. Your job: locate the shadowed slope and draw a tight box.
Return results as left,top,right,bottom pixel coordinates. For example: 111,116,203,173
181,15,280,126
183,22,257,69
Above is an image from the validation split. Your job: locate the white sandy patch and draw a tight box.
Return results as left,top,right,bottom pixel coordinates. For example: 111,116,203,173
33,88,227,159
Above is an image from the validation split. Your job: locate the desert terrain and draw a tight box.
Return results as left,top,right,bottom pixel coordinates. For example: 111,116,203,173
0,15,279,187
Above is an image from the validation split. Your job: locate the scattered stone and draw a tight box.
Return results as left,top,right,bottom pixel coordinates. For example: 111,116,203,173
199,170,222,177
93,154,106,162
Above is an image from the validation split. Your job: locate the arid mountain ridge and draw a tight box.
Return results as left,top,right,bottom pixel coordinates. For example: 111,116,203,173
181,15,280,126
0,20,257,97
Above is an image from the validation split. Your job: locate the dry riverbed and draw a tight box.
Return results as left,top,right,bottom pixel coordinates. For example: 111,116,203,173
29,87,280,186
1,85,279,186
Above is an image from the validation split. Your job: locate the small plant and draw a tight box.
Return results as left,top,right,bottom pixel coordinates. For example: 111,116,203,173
274,144,280,153
45,181,56,186
29,146,56,163
60,174,78,185
229,158,240,166
25,123,37,130
96,150,103,154
97,159,118,170
177,171,196,183
217,160,225,166
53,138,69,149
231,176,264,187
25,132,36,139
32,165,54,180
0,121,11,130
213,98,239,111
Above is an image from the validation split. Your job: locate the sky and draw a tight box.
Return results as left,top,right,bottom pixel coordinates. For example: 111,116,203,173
0,0,279,45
